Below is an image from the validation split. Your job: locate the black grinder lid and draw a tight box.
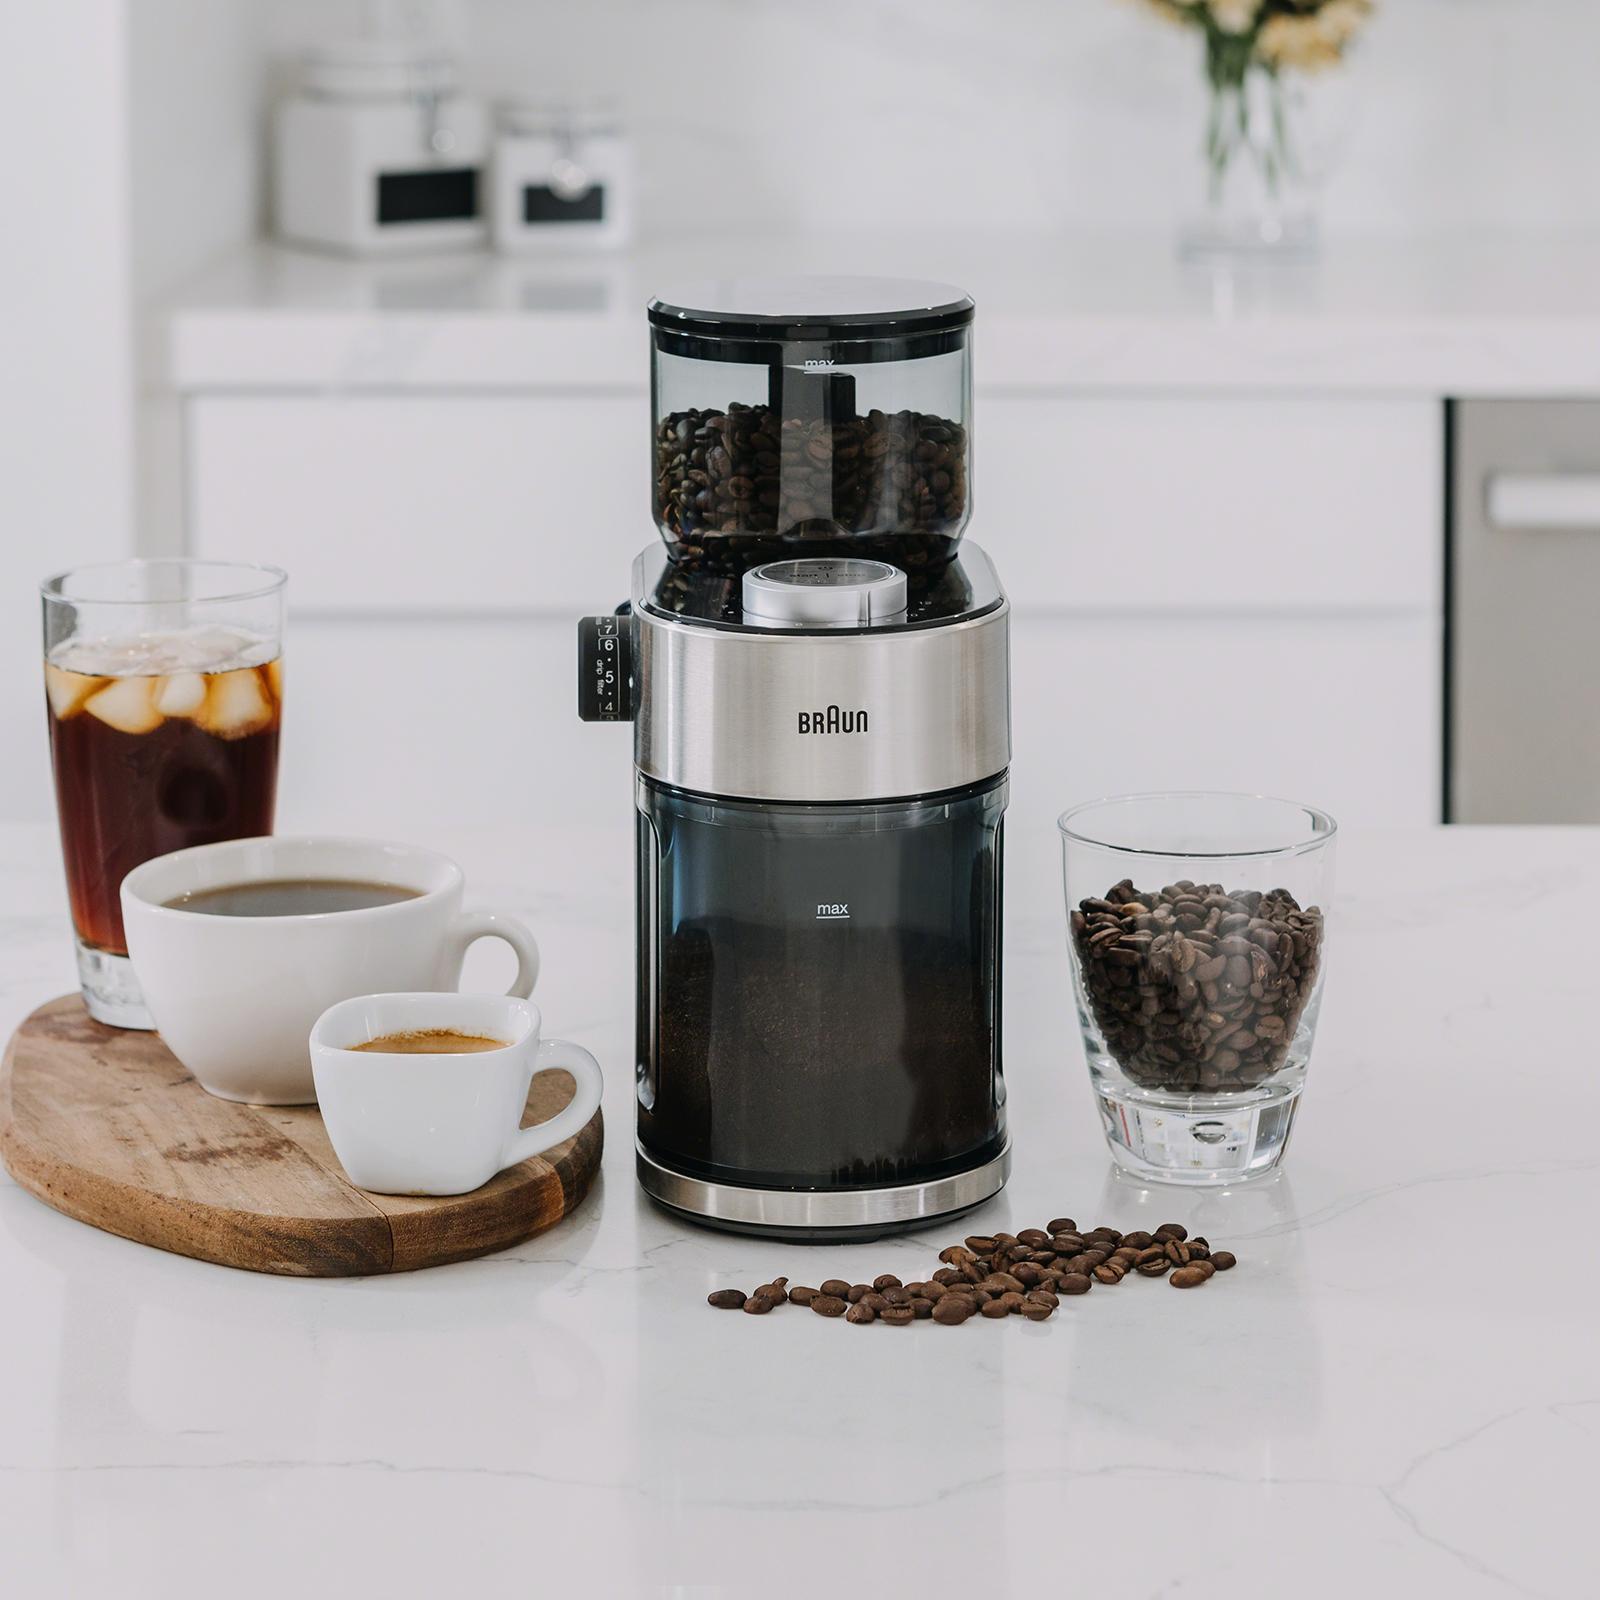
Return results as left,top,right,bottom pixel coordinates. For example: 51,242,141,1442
648,275,973,362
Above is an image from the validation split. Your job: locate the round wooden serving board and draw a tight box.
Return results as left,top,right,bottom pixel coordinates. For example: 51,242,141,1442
0,995,603,1276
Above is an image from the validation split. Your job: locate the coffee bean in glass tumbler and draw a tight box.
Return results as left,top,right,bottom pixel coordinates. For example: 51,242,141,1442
1059,794,1336,1187
41,561,286,1029
1070,882,1324,1093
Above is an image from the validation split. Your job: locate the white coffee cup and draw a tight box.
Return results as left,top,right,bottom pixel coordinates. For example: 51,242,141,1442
310,992,603,1196
121,836,540,1105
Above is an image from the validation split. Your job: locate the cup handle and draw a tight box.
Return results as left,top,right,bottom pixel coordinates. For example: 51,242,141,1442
443,910,540,999
499,1039,604,1168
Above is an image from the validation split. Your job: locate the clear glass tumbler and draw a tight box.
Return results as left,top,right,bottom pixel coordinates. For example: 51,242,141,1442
1059,793,1335,1186
42,560,286,1028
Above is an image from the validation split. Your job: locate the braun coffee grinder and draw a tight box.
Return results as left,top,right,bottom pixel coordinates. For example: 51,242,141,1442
579,277,1010,1237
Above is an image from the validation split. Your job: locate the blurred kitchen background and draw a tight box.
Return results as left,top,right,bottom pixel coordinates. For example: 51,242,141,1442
6,0,1600,848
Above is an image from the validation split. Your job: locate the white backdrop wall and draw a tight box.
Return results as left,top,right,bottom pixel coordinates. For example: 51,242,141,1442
129,0,272,564
262,0,1600,234
129,0,267,302
0,1,133,824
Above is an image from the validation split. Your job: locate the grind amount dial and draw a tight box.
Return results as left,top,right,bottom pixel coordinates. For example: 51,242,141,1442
577,608,634,722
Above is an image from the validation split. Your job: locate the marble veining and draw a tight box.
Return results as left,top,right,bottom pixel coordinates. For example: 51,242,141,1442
0,822,1595,1598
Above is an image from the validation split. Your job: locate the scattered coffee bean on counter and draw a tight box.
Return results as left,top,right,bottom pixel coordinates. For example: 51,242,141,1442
704,1216,1240,1323
1071,877,1324,1094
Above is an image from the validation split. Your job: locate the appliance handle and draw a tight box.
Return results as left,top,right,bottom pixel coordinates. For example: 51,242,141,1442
1485,472,1600,531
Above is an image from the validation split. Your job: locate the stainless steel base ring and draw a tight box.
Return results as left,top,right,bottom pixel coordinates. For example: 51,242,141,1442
636,1141,1011,1236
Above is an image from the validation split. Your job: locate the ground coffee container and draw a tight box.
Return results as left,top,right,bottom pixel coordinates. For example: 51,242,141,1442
490,100,632,253
582,278,1008,1238
273,39,488,256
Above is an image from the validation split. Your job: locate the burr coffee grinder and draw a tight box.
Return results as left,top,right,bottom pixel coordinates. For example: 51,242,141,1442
579,277,1010,1237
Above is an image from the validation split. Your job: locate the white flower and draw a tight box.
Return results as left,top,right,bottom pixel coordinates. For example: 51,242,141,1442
1257,16,1335,69
1257,0,1372,72
1207,0,1261,33
1316,0,1374,45
1132,0,1201,22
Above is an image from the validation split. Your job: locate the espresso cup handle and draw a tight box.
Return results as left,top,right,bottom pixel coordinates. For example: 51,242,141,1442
500,1040,604,1168
444,910,540,999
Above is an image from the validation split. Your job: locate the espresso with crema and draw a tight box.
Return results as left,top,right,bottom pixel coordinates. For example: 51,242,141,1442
352,1029,509,1055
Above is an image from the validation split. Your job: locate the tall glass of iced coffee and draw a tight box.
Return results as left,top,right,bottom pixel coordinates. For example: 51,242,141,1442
41,560,285,1027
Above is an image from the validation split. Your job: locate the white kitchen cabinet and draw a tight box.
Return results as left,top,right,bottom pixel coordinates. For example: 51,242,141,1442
188,394,647,614
189,391,1440,619
271,615,634,838
978,395,1440,613
1008,612,1439,838
182,388,1442,832
267,610,1435,845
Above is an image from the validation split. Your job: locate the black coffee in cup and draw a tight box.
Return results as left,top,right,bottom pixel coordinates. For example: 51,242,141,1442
162,879,421,917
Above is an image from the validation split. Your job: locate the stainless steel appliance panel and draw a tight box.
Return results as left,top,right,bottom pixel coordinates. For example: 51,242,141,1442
1452,400,1600,823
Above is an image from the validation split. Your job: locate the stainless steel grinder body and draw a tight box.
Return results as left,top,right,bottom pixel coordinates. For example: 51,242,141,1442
581,546,1011,1237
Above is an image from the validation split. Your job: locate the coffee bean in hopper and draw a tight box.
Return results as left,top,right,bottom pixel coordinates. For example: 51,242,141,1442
653,403,969,577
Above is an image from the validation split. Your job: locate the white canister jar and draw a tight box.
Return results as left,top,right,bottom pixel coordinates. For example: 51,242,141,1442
274,40,489,257
491,102,633,254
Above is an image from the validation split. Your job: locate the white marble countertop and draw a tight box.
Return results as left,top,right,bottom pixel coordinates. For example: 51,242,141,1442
162,229,1600,396
2,819,1595,1598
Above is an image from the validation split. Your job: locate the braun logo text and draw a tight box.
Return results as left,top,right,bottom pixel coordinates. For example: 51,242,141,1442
798,705,868,735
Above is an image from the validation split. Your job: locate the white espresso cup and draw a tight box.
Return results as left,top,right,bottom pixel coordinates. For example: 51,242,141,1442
310,992,603,1196
121,836,540,1105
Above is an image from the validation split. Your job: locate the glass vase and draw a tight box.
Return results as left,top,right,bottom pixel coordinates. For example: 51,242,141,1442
1181,41,1319,259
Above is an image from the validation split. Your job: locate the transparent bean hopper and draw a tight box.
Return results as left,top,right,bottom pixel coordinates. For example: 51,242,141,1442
650,276,973,576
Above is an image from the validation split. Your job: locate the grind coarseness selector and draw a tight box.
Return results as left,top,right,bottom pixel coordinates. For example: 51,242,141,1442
577,605,634,722
741,558,908,629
